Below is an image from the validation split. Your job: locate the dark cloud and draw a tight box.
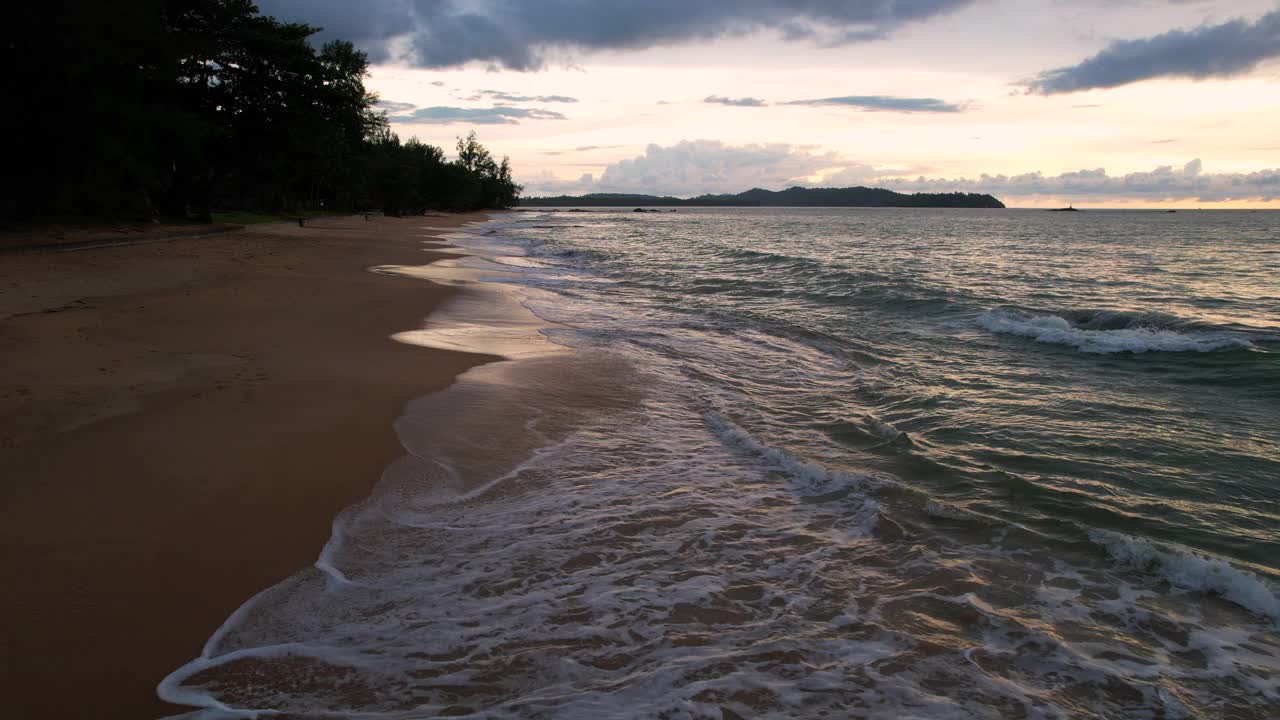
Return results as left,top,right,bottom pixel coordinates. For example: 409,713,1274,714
826,27,889,44
785,95,966,113
375,100,417,113
429,81,447,87
1026,10,1280,94
254,0,415,63
467,90,579,103
386,106,567,125
704,95,769,107
255,0,974,70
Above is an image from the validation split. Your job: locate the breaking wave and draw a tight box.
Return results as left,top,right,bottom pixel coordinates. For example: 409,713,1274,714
977,308,1254,354
1089,528,1280,622
704,411,879,499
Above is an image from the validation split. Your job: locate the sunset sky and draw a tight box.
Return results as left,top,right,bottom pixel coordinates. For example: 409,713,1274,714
259,0,1280,207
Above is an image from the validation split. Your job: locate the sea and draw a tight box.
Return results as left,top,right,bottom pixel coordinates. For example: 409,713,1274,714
162,207,1280,719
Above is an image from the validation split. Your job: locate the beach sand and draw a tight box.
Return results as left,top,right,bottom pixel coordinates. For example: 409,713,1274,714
0,214,497,718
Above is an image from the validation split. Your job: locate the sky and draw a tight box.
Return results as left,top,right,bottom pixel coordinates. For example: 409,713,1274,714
258,0,1280,207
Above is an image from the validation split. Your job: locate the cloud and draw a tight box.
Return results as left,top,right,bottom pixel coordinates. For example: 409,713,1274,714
469,90,579,103
785,95,966,113
525,141,1280,203
1026,9,1280,94
704,95,769,107
596,141,876,196
526,139,883,196
542,145,629,156
387,106,567,125
429,81,446,87
375,100,417,113
255,0,975,70
881,159,1280,202
250,0,415,63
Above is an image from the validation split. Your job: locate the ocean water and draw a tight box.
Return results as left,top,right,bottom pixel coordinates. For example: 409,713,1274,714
163,208,1280,719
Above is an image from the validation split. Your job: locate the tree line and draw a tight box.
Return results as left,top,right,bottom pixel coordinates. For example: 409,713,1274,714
2,1,520,222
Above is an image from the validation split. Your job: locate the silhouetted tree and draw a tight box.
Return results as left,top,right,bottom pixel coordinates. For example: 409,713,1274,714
1,1,521,221
455,131,523,210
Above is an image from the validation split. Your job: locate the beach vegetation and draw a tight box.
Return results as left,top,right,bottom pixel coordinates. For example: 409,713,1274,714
2,1,521,223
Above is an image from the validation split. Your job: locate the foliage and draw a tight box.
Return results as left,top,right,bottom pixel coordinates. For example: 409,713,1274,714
2,1,521,221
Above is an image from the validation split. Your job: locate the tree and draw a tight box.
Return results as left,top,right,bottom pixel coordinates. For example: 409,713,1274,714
454,131,522,210
455,131,493,175
1,1,521,221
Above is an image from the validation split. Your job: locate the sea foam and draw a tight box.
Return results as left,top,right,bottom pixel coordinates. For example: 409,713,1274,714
158,210,1280,719
977,308,1252,354
704,412,877,497
1089,528,1280,622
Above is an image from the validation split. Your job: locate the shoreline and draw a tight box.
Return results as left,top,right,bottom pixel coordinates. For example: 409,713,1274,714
0,214,499,718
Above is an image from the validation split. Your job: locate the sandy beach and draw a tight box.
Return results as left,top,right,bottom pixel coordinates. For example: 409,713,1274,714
0,214,496,718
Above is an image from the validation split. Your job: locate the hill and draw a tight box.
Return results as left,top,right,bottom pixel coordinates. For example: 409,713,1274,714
520,186,1005,208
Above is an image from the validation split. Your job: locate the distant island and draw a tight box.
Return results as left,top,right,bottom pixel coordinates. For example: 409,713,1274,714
520,186,1005,209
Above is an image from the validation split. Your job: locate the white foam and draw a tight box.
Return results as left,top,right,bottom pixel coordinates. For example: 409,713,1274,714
1088,528,1280,622
925,499,971,520
156,213,1280,719
977,309,1252,354
865,414,905,441
704,411,877,498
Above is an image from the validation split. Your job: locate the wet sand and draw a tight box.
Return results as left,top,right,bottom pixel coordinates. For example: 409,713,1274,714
0,214,498,718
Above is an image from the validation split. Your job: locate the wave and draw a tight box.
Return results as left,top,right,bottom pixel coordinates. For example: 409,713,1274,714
704,412,880,501
1089,529,1280,622
977,308,1253,354
719,247,821,268
925,499,975,521
701,409,880,538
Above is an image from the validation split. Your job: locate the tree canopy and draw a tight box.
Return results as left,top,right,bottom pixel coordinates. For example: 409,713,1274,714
2,1,521,221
